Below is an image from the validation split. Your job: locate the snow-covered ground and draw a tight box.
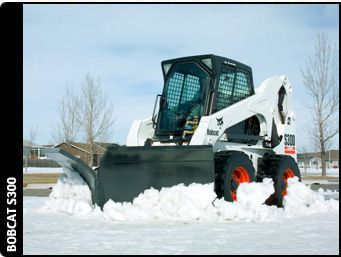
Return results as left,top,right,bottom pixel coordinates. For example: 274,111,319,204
23,167,339,255
300,167,339,176
23,167,63,173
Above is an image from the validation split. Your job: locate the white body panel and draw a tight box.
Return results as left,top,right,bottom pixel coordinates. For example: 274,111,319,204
127,116,154,146
190,75,296,159
127,75,297,165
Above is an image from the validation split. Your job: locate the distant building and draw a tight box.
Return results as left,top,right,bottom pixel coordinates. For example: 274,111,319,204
51,142,119,167
23,140,119,168
297,150,339,169
23,140,58,169
23,140,49,159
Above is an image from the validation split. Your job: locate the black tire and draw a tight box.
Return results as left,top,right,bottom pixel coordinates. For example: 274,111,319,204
265,155,301,207
219,151,256,202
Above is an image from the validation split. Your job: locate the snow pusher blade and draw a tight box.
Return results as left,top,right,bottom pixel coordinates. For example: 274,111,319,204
97,145,214,207
43,146,215,208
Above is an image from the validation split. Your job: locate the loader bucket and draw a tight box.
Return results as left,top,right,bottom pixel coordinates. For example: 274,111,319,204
96,145,215,207
43,146,215,208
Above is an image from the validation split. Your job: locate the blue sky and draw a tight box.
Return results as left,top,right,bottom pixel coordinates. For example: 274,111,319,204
23,4,339,150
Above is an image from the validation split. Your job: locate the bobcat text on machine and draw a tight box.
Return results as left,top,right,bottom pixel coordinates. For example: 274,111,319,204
43,54,300,208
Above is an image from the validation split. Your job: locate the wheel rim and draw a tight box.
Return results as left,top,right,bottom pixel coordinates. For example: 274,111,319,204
230,166,250,201
281,169,295,196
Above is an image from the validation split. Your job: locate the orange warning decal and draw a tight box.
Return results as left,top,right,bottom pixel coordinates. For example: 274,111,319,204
284,146,295,154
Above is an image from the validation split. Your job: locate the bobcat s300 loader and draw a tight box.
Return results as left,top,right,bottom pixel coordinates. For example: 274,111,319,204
43,54,300,208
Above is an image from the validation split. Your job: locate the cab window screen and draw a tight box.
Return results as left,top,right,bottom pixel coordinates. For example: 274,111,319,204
158,62,209,132
214,64,254,113
233,70,251,103
214,64,235,112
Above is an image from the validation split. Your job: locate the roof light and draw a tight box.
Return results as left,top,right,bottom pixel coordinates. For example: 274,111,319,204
201,58,213,70
163,63,172,75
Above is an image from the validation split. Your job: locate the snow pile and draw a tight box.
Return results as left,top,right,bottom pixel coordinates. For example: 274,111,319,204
42,169,338,222
284,177,339,214
103,183,217,222
42,167,93,216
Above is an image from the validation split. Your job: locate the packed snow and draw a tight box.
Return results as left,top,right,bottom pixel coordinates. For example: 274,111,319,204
23,167,63,173
39,168,338,222
23,167,339,254
300,167,339,176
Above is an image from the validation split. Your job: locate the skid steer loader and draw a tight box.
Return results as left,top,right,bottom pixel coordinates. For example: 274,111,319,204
43,54,300,208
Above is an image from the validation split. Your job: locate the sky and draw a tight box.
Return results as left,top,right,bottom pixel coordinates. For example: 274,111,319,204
23,3,339,150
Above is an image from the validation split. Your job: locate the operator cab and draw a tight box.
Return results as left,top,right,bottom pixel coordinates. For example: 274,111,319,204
150,54,256,145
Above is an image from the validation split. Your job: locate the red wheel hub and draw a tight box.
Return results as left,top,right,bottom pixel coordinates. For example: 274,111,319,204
281,169,295,196
230,166,250,201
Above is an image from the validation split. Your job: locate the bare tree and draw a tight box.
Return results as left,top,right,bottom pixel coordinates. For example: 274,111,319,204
50,84,79,151
77,73,115,167
300,32,339,176
24,123,39,172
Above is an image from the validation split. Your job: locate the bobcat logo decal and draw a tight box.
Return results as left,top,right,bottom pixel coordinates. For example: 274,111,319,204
216,117,224,127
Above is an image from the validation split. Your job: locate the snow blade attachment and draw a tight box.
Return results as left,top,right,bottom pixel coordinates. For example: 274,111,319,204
97,145,215,207
41,148,98,205
43,146,215,208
